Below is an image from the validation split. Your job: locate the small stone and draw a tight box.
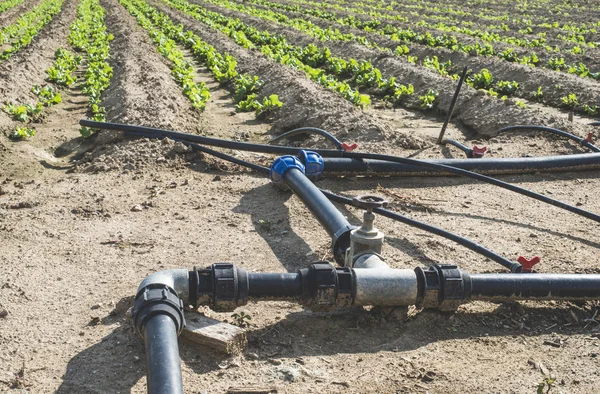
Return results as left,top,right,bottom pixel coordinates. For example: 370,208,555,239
91,303,102,310
213,175,221,182
134,356,140,362
131,205,143,212
246,352,259,360
591,353,598,358
268,358,282,366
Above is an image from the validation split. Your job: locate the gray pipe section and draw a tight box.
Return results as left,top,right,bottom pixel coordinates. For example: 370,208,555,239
144,315,184,394
322,153,600,176
137,269,190,303
353,268,419,306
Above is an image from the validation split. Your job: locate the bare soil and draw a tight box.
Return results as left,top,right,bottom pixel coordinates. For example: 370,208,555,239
1,0,600,393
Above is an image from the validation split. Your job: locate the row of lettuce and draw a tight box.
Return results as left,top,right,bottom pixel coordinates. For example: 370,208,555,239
193,0,597,115
3,0,113,139
3,0,283,141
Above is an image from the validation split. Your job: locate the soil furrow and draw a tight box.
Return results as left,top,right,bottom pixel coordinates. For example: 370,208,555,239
0,0,44,28
98,0,202,134
0,0,79,129
147,0,419,150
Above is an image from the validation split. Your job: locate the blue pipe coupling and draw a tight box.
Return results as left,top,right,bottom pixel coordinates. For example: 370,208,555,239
298,150,324,180
270,151,324,185
270,155,305,185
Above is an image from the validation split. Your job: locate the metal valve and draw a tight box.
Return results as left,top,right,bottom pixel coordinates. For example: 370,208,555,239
346,195,388,268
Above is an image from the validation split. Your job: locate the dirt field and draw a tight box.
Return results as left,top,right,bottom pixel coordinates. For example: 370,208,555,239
1,0,600,392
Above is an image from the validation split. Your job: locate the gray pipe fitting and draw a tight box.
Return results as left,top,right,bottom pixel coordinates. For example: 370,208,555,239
353,268,418,306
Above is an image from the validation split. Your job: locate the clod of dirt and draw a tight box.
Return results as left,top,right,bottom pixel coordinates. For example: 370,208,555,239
276,366,300,382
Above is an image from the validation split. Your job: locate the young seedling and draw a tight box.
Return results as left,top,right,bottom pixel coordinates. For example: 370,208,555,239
231,311,252,328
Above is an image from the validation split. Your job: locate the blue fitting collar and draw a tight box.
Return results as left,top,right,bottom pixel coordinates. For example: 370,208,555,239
298,150,324,180
270,156,305,184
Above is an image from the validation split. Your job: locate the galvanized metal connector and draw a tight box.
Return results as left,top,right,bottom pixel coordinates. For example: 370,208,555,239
345,195,388,267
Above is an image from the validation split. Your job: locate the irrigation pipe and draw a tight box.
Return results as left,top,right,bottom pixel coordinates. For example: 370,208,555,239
88,121,600,224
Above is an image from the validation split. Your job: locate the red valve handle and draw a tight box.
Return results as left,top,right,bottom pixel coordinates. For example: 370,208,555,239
586,132,593,143
517,255,541,273
341,142,358,152
471,145,487,158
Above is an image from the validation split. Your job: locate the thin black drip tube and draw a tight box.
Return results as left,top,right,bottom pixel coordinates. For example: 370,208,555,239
269,127,343,150
125,132,519,271
441,139,472,157
499,125,600,152
86,121,600,224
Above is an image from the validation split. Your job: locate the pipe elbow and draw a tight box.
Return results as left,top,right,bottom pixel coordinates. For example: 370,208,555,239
137,269,190,303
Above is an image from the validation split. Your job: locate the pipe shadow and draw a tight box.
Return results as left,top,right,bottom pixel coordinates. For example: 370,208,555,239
427,210,600,250
56,296,143,394
232,183,316,273
243,301,600,359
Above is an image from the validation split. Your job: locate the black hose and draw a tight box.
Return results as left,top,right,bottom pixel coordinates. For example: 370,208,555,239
143,315,184,394
499,125,600,152
284,167,355,265
468,273,600,301
136,133,518,271
322,191,521,272
269,127,343,150
441,139,472,157
591,122,600,126
321,155,600,176
343,151,600,224
247,272,302,299
84,120,600,224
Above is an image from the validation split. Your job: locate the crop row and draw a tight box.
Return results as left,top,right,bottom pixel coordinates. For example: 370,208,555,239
250,0,599,83
70,0,114,137
351,0,600,36
0,0,24,14
120,0,281,115
0,0,64,61
196,0,600,114
154,0,375,107
229,0,600,114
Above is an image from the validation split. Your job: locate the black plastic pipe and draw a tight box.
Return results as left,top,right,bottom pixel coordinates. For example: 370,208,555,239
284,167,355,265
468,273,600,301
123,133,516,270
322,191,521,272
270,127,343,150
499,125,600,152
321,154,600,176
438,66,468,144
143,315,184,394
248,272,302,299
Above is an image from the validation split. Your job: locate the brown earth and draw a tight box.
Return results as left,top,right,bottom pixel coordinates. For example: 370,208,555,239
1,0,600,393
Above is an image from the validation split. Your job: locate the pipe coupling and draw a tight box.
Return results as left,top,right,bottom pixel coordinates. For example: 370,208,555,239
297,150,324,181
132,284,186,338
189,263,249,312
270,156,305,188
415,264,470,311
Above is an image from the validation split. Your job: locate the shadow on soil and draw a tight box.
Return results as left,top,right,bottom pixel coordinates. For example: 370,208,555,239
57,296,599,393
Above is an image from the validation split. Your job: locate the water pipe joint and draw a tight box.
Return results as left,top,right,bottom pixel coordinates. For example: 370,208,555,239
270,156,305,188
131,284,186,338
297,150,324,180
345,195,388,267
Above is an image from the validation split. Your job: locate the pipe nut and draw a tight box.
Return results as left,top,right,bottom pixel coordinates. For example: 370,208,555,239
132,284,185,338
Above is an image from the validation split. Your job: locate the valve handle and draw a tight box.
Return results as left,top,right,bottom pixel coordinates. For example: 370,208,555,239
517,255,541,273
470,145,487,158
353,195,388,211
